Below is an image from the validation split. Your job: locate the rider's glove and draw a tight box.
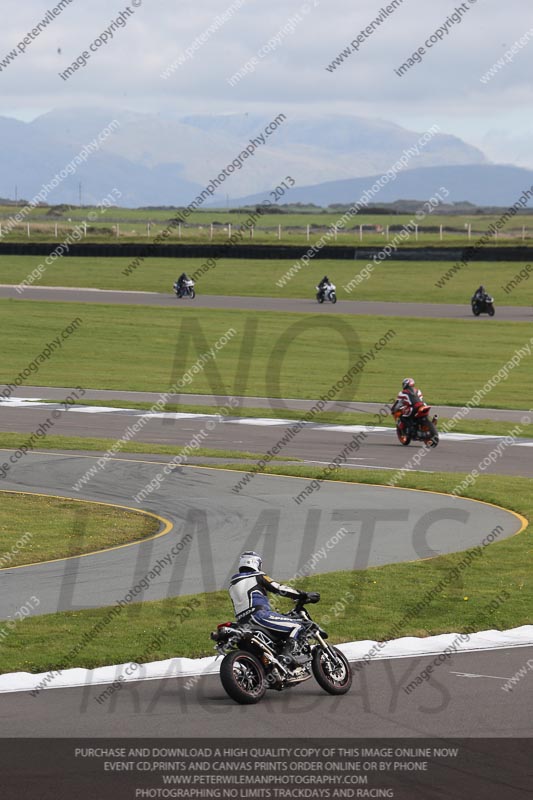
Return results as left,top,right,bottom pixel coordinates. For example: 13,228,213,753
303,591,320,603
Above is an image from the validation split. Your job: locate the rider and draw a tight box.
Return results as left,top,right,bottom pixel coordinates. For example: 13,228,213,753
175,272,190,294
228,551,320,664
318,275,331,295
392,378,424,428
472,285,488,304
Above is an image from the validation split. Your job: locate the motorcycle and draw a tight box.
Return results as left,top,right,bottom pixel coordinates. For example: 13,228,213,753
471,293,495,316
392,399,439,448
173,279,196,299
316,282,337,304
211,598,352,705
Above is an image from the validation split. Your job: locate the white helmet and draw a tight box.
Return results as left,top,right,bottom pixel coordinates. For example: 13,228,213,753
239,551,262,571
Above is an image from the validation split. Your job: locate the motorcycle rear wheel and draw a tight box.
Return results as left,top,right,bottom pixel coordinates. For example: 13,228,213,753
312,646,352,695
472,304,481,316
220,650,267,704
422,420,439,448
316,292,324,303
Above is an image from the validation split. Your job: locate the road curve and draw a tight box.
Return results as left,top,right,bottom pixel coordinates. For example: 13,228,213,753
0,450,523,619
0,285,531,320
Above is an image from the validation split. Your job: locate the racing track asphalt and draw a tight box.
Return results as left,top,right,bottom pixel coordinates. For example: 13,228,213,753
0,449,522,619
1,402,532,478
0,284,531,320
2,645,532,737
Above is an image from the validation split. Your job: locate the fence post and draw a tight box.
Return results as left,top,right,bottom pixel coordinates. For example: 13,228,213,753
306,224,310,241
359,224,363,242
439,224,443,241
278,224,281,240
27,223,30,237
228,223,232,239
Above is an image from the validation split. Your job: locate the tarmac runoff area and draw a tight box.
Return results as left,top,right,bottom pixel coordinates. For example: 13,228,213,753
0,284,531,320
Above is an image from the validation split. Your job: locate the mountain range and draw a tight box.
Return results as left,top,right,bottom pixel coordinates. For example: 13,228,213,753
1,108,528,207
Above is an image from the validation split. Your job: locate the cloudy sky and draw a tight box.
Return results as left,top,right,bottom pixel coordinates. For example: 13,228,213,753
1,0,532,167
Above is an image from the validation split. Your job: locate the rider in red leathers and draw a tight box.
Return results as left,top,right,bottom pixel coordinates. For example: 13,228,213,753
392,378,424,432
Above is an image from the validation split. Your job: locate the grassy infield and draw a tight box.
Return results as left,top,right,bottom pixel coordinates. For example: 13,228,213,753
0,258,531,674
0,493,161,568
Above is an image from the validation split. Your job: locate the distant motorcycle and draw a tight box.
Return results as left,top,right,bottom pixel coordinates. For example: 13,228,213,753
173,279,196,299
392,399,439,448
471,293,495,316
316,282,337,304
211,597,352,705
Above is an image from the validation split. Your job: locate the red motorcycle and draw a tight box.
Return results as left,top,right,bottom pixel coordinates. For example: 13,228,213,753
392,400,439,448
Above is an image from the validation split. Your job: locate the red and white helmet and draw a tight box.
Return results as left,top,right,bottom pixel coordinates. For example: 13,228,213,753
402,378,415,390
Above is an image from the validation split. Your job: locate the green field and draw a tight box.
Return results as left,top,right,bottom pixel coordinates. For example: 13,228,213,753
0,491,160,568
2,205,533,246
2,255,533,304
0,469,530,675
1,301,532,408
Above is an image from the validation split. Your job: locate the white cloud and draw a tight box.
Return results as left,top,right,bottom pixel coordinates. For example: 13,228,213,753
0,0,531,166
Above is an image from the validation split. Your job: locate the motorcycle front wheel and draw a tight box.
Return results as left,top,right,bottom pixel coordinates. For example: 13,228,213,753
220,650,267,704
312,646,352,695
189,289,196,299
487,304,495,316
330,292,337,304
396,424,411,446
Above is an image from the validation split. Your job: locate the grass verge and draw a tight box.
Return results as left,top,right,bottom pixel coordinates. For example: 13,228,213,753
0,491,161,568
0,432,297,462
0,468,530,675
